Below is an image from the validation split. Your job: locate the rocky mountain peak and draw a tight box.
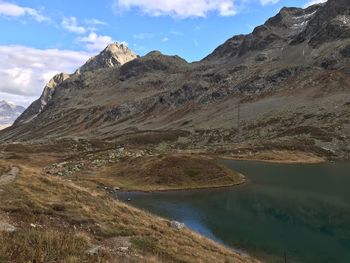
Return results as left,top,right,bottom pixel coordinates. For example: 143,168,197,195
0,100,24,111
0,100,25,126
76,42,138,74
265,5,321,32
0,100,9,107
0,100,13,110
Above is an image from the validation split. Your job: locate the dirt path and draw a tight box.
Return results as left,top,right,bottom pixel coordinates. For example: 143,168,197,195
0,167,19,232
0,166,20,186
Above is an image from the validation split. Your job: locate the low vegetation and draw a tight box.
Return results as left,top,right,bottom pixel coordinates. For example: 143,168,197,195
83,154,245,191
0,141,258,263
0,229,96,263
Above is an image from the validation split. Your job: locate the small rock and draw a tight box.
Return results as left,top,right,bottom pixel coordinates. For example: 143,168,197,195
86,245,101,256
255,54,267,62
118,246,129,253
0,222,16,232
30,223,37,228
113,187,120,191
170,221,185,230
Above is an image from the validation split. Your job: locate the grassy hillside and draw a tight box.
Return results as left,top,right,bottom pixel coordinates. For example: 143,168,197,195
0,140,257,263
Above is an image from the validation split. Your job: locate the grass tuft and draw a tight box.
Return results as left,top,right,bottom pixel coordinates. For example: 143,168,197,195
0,229,91,263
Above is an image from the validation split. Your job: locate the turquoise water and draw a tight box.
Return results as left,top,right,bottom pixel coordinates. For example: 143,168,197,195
119,160,350,263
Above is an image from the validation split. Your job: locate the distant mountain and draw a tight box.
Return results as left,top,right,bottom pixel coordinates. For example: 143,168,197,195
1,0,350,159
0,100,25,126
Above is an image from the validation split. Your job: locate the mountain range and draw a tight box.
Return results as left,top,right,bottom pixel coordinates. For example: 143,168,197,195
0,100,25,128
1,0,349,159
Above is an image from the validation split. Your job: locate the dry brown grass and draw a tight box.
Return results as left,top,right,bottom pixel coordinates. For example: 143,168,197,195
0,229,99,263
221,150,325,164
0,144,259,263
82,154,245,191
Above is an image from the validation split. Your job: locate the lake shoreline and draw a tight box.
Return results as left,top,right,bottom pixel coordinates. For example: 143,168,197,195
217,153,326,164
119,160,350,263
114,152,325,193
115,179,247,194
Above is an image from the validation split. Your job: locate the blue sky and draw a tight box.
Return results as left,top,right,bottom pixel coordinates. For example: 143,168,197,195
0,0,326,106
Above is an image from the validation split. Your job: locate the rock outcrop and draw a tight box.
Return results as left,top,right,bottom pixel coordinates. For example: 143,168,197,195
76,43,138,74
14,73,70,125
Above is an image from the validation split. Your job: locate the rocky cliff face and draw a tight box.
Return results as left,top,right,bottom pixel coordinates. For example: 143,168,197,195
2,0,350,159
0,101,25,126
292,0,350,47
76,43,138,74
14,73,70,125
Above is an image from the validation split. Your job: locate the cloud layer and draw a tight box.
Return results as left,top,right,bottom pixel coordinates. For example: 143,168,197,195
114,0,237,18
0,45,92,105
0,1,49,22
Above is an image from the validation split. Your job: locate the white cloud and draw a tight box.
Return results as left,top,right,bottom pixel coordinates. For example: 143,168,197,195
161,37,169,42
62,17,117,52
0,1,50,22
84,18,107,26
62,16,86,34
0,45,92,106
304,0,327,7
170,30,183,36
79,32,118,51
114,0,237,18
259,0,279,6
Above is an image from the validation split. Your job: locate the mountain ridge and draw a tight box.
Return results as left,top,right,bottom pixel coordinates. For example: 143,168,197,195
14,43,138,125
2,0,350,159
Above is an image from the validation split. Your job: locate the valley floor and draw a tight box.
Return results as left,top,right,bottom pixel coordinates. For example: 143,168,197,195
0,139,260,263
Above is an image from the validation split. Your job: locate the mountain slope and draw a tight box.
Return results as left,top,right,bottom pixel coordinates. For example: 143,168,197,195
14,43,137,126
1,0,350,159
14,73,70,125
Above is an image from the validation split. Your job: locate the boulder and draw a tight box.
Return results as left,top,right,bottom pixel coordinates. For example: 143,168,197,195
0,222,16,233
170,220,185,230
86,245,101,256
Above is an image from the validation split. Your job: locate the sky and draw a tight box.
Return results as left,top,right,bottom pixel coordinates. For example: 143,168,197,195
0,0,327,106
